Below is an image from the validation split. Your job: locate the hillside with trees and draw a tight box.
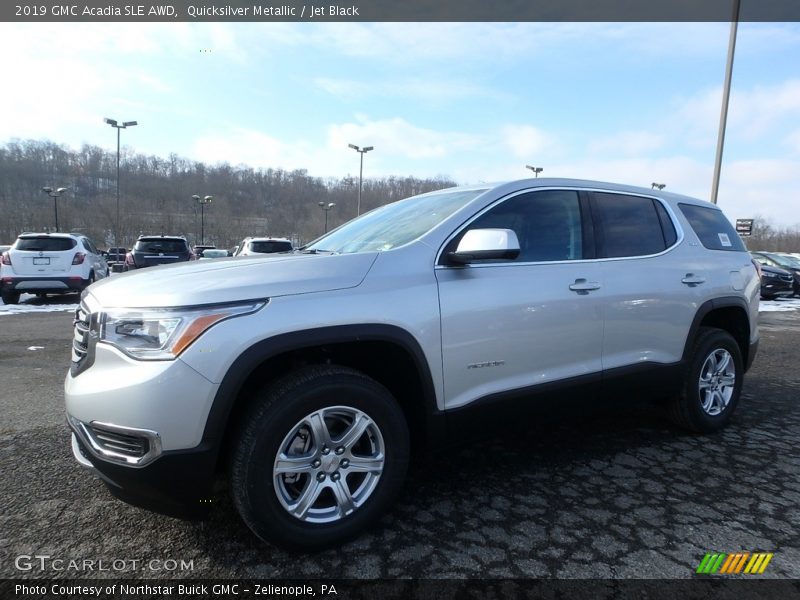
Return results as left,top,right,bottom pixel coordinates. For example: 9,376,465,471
0,139,456,249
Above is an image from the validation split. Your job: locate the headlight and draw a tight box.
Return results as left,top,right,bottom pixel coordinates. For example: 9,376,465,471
761,272,777,279
98,301,265,360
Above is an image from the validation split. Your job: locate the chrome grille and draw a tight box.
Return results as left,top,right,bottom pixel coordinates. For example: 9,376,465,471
88,424,149,458
71,302,96,376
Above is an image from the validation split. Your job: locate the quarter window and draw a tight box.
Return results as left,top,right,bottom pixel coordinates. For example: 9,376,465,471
465,190,583,262
592,193,672,258
678,203,746,252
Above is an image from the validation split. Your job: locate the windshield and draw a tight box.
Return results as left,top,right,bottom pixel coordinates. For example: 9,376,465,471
305,189,486,254
770,254,800,268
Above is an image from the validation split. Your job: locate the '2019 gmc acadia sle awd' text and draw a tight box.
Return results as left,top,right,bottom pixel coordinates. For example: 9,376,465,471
65,179,759,549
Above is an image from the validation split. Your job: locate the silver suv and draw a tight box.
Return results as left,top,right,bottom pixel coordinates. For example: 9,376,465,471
1,232,108,304
65,179,759,549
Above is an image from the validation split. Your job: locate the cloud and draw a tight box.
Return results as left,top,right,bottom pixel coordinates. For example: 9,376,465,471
313,77,512,105
502,125,553,160
328,116,482,161
588,131,665,157
192,128,307,170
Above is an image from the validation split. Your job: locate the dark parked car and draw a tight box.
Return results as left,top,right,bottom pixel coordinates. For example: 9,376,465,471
757,263,794,299
751,251,800,296
106,247,128,263
125,236,193,270
106,246,128,273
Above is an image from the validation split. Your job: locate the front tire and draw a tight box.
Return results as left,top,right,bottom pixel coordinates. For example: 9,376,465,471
230,365,409,550
670,327,743,433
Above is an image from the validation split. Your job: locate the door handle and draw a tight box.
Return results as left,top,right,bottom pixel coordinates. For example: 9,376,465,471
681,273,706,286
569,278,601,293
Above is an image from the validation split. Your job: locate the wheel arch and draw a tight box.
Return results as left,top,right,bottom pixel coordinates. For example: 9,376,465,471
683,297,752,370
204,324,443,471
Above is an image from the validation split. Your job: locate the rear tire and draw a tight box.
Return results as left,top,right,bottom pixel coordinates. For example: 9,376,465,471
1,289,20,305
230,365,409,550
670,327,743,433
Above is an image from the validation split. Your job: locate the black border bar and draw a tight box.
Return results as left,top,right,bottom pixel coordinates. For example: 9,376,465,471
3,579,800,600
3,0,800,23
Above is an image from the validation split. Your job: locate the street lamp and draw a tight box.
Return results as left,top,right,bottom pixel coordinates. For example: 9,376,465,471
651,183,666,190
348,144,374,216
318,201,336,233
192,195,213,244
104,117,138,245
525,165,543,177
41,187,68,232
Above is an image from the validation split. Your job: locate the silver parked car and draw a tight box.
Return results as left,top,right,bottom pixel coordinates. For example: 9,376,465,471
65,179,759,549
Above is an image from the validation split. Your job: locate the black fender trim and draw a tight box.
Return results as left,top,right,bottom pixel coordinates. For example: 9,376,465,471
682,296,754,369
202,324,443,452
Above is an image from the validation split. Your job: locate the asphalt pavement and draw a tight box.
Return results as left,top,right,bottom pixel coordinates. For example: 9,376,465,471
0,301,798,580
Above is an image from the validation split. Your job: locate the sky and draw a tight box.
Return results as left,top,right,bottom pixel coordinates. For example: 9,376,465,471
1,21,799,226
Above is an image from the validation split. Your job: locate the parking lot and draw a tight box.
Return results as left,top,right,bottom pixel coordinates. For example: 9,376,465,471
0,296,798,580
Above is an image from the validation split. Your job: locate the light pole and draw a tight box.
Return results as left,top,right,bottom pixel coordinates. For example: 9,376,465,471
41,187,68,232
192,195,213,244
651,183,666,190
711,0,741,205
318,202,336,233
525,165,543,177
104,117,138,245
348,144,373,216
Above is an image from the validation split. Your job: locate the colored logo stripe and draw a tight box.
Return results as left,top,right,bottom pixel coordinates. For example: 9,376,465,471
697,552,773,575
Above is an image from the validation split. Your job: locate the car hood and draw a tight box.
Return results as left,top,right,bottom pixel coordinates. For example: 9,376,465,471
761,264,792,276
86,252,379,308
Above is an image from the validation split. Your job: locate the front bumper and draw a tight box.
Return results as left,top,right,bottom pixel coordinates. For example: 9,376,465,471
761,280,794,297
65,342,223,519
69,427,216,519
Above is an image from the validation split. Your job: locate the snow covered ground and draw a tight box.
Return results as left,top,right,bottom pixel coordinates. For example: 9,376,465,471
0,294,79,315
759,297,800,312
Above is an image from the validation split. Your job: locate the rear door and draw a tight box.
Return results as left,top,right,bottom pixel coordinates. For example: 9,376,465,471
589,191,698,369
436,188,605,410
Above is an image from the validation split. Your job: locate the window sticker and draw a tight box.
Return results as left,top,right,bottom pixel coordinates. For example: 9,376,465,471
718,233,732,247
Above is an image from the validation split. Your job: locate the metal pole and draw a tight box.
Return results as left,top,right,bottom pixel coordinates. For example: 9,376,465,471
357,152,364,216
53,194,59,232
324,208,329,233
201,202,205,244
710,0,740,205
116,127,121,242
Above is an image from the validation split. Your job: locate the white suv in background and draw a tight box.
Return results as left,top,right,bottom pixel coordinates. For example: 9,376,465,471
65,179,759,549
234,237,293,256
1,232,108,304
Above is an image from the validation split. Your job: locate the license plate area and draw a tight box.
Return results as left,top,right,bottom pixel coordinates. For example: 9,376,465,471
33,257,51,265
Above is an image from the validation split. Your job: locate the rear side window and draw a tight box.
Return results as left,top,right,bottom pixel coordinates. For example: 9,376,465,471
135,239,188,253
678,203,746,252
250,241,293,253
592,193,672,258
15,237,77,251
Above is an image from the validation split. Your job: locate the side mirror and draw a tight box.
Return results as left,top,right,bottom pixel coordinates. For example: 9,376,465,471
448,228,520,265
